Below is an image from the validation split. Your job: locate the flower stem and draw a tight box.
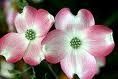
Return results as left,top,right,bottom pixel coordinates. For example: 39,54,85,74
47,63,58,79
14,66,31,75
32,67,36,78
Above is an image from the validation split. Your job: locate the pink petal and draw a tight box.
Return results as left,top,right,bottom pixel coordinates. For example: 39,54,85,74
15,13,27,33
85,25,114,57
23,36,45,66
60,52,97,79
0,33,29,63
55,8,95,30
6,9,17,32
15,6,37,33
34,9,54,36
23,6,37,26
4,0,17,32
42,30,67,64
95,56,105,68
55,8,73,30
77,9,95,28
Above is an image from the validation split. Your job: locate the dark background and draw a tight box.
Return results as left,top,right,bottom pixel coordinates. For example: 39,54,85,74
0,0,118,79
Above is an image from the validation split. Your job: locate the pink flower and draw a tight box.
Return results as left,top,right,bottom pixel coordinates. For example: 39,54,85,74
42,8,114,79
0,6,54,66
4,0,17,32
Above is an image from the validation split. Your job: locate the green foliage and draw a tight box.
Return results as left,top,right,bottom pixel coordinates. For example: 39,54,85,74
0,9,8,36
16,0,28,10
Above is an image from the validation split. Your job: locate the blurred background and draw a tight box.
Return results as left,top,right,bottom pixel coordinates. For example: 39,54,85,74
0,0,118,79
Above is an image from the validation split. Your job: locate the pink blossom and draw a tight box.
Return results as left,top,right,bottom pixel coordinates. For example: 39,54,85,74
0,6,54,66
4,0,17,32
42,8,114,79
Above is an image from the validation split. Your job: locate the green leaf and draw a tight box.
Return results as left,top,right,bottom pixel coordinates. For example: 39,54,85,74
8,70,21,74
16,0,28,10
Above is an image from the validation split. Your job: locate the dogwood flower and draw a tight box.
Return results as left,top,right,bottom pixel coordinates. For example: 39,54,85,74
0,6,54,66
42,8,114,79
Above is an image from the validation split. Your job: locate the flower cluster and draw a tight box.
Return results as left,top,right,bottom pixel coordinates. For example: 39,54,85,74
0,6,114,79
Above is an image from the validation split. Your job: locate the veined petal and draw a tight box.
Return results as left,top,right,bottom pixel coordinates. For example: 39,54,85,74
34,9,54,36
77,9,95,28
55,8,95,31
60,51,97,79
0,33,29,63
85,25,114,57
55,8,73,30
23,36,45,66
15,6,37,33
42,30,67,64
15,13,26,33
23,6,37,26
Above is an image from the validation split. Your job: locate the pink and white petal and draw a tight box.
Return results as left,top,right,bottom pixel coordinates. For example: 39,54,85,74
23,36,45,66
42,30,67,64
60,51,97,79
6,8,17,32
55,8,95,31
0,33,29,63
15,13,28,33
55,8,74,30
22,6,37,26
33,9,54,36
15,6,37,33
77,9,95,28
85,25,114,57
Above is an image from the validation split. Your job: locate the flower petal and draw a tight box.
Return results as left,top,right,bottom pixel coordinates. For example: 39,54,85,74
34,9,54,36
15,6,37,33
23,36,45,66
77,9,95,28
55,8,94,30
85,25,114,56
55,8,73,30
6,8,17,32
42,30,67,64
23,6,37,26
60,51,97,79
95,56,105,68
4,0,17,32
0,33,29,63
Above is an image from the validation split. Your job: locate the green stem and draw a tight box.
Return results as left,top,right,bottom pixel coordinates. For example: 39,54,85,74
47,63,58,79
14,67,31,75
32,67,36,78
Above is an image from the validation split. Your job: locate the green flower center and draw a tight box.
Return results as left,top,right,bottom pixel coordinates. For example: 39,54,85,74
70,37,81,49
25,29,36,40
